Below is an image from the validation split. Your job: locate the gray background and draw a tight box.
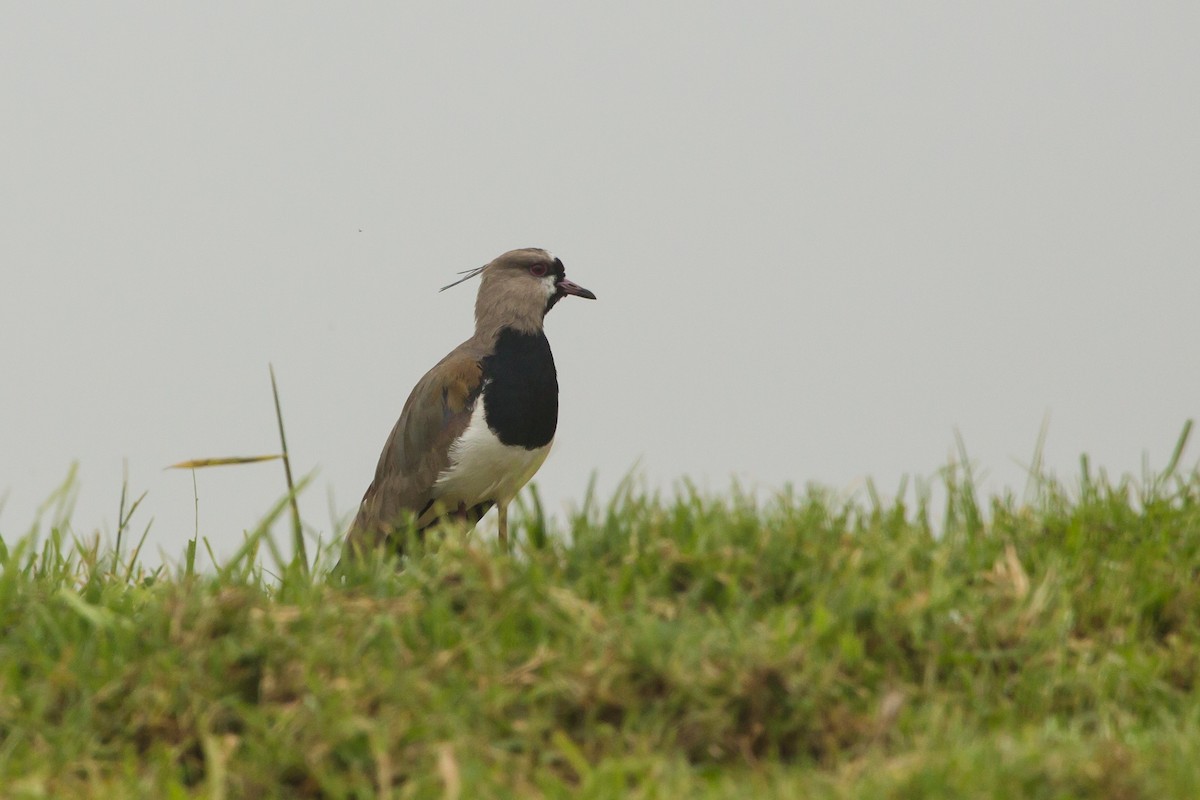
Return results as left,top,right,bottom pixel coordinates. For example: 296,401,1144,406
2,4,1197,564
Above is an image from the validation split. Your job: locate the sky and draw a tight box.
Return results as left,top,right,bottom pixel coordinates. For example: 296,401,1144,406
2,4,1198,566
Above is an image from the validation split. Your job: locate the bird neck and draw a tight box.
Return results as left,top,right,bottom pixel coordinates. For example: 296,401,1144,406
474,297,546,341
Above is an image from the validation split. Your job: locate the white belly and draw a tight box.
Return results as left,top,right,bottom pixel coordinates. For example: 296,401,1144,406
432,400,552,512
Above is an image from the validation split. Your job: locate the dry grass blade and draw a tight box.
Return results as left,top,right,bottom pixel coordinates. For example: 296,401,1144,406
167,456,283,469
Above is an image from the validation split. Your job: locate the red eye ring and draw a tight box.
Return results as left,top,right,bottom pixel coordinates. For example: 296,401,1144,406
530,264,548,277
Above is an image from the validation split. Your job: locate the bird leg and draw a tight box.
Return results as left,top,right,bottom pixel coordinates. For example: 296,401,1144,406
497,501,508,552
450,502,473,537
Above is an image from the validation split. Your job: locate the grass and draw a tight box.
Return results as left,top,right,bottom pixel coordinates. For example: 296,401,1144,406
2,432,1199,798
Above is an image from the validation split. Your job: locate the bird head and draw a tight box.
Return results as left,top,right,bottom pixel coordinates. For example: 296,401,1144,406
442,248,596,336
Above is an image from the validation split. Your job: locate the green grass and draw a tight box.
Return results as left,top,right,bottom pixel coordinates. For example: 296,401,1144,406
2,441,1200,798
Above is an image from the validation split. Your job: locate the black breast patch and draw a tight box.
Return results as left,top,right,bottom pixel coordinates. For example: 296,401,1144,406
481,327,559,449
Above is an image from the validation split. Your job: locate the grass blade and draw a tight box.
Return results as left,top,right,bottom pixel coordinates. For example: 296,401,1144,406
167,455,283,469
270,364,308,572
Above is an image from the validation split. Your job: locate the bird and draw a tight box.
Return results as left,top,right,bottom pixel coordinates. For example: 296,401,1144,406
341,247,596,562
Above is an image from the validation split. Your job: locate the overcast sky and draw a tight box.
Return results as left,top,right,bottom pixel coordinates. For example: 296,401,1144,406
2,4,1197,565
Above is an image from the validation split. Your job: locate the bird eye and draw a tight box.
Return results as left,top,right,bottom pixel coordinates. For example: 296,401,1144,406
530,264,548,277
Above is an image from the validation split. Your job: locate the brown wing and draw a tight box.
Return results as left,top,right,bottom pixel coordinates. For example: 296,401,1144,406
342,345,484,557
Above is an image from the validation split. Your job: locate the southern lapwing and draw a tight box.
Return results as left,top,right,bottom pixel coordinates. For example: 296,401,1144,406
342,248,596,561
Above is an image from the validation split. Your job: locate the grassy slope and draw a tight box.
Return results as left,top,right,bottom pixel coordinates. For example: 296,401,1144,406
2,458,1199,799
